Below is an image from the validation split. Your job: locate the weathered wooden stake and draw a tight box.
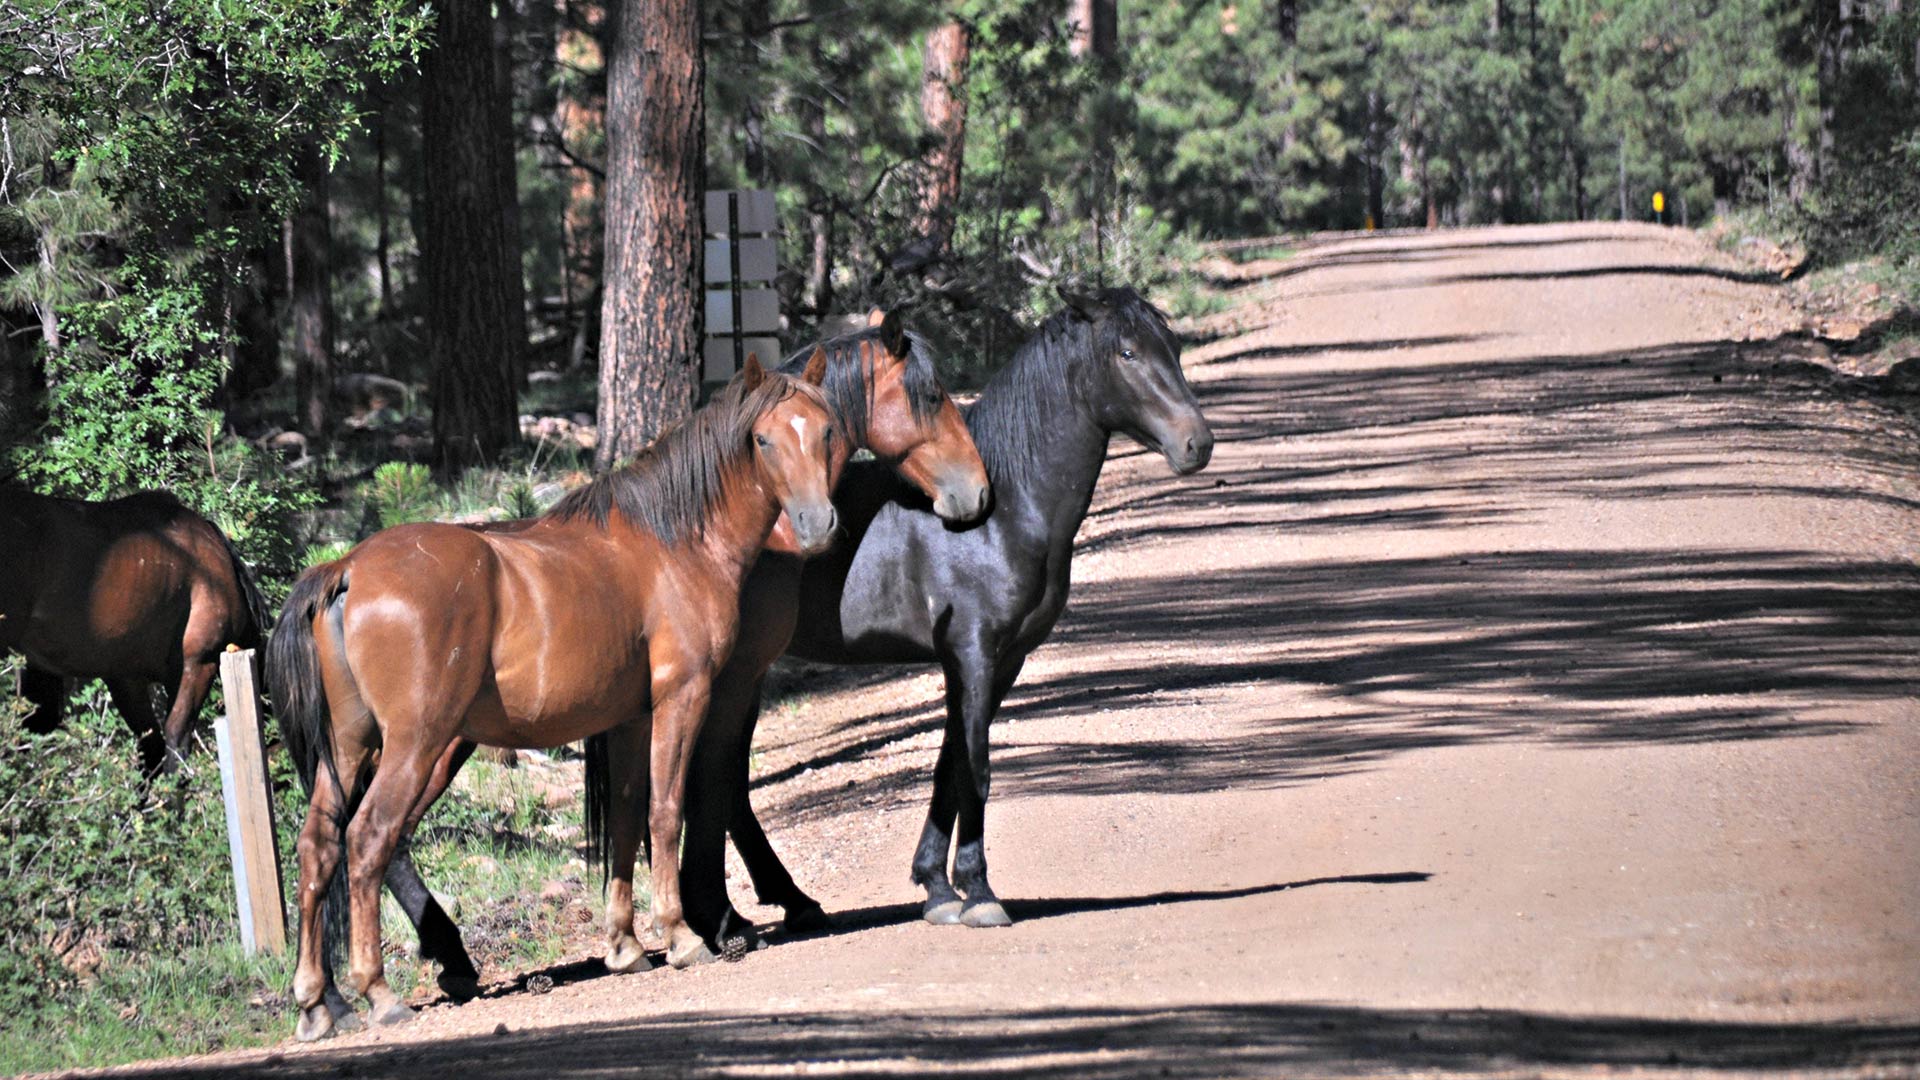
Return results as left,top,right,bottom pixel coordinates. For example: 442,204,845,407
215,647,288,956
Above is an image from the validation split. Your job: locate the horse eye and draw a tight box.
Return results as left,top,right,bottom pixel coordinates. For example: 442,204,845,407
1121,349,1136,361
754,433,772,449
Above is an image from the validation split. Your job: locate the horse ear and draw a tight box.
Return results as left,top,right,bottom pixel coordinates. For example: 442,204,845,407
866,307,887,327
1056,284,1110,322
878,308,908,359
801,346,828,386
738,353,766,391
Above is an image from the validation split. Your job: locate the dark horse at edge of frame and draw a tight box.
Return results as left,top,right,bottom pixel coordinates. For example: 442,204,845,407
626,284,1214,942
268,356,842,1041
366,310,994,995
0,486,268,774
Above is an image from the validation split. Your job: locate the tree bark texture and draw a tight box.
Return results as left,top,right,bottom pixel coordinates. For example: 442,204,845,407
595,0,705,471
495,0,529,389
1068,0,1116,58
290,146,334,442
422,0,523,471
912,20,971,255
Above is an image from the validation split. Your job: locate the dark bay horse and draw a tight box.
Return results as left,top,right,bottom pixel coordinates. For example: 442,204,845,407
0,487,267,773
666,286,1212,936
267,355,842,1041
371,309,991,986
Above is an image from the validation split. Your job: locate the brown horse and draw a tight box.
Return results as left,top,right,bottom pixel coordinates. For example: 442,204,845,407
0,487,267,773
267,355,842,1041
367,308,990,990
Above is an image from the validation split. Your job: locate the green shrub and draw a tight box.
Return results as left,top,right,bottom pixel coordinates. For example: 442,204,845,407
0,662,245,1015
367,461,437,528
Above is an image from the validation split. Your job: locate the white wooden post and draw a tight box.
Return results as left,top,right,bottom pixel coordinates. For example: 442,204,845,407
215,647,288,956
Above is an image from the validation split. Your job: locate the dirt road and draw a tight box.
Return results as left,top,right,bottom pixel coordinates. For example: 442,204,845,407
92,224,1920,1078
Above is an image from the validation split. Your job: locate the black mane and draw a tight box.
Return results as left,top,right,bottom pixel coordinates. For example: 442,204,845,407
547,373,807,543
966,287,1176,488
782,326,943,439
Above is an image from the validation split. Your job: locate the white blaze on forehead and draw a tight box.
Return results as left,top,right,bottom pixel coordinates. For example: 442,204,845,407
788,414,818,441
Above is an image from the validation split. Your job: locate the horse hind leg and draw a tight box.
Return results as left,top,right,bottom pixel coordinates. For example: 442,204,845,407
386,738,482,1001
105,678,166,777
158,657,219,767
342,727,452,1028
292,753,361,1041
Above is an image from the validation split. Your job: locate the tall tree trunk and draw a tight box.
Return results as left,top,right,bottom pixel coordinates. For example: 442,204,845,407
495,0,528,389
1617,131,1629,220
741,0,772,188
912,20,971,255
1364,88,1384,228
595,0,705,470
422,0,522,471
290,147,335,442
495,0,526,386
374,108,394,319
1068,0,1116,57
800,0,835,317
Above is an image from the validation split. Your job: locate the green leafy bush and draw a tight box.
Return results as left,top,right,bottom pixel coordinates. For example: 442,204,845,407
0,663,244,1015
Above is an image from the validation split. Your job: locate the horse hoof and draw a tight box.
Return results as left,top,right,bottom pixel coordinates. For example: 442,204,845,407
295,1005,337,1043
438,973,481,1002
783,902,835,935
605,941,654,974
668,938,717,969
960,899,1012,928
370,999,416,1027
923,899,964,926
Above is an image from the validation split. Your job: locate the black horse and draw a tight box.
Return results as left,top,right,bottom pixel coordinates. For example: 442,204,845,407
672,285,1213,935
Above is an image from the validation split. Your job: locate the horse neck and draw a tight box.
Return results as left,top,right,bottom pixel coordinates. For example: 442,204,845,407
684,458,783,579
970,335,1112,547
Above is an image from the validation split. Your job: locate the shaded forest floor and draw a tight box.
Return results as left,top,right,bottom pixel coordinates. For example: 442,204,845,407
60,222,1920,1079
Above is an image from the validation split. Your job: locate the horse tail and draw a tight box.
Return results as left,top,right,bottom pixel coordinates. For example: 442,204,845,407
264,558,352,966
582,731,652,890
266,560,348,795
212,525,271,649
583,732,612,887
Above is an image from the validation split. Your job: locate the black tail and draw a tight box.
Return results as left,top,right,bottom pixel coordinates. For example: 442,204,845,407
582,731,651,891
213,526,271,650
266,561,348,795
265,560,352,963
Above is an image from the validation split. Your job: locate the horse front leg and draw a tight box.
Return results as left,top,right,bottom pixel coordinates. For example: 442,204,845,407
722,679,831,933
19,664,66,736
649,675,718,968
937,639,1020,928
601,719,655,974
104,677,166,777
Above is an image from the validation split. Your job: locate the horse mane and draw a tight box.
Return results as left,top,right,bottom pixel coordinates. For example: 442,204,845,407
782,326,942,438
546,372,807,543
966,286,1176,488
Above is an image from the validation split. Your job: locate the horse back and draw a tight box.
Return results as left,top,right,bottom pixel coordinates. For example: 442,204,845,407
0,489,258,679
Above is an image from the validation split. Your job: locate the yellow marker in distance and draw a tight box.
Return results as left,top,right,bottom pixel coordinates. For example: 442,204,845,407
1652,191,1666,215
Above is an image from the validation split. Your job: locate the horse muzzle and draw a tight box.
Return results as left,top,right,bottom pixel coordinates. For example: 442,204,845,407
1164,423,1214,476
787,503,839,556
931,471,991,524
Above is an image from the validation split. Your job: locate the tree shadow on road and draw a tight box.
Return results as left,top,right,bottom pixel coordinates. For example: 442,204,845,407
752,335,1920,819
107,1001,1920,1078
